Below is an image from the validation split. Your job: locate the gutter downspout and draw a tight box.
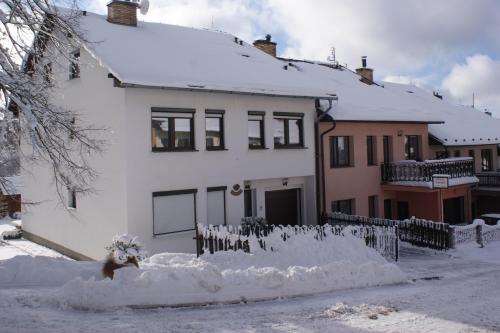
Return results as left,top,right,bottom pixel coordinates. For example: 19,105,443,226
315,98,336,224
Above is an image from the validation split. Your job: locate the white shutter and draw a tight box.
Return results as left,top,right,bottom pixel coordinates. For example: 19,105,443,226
207,190,225,225
153,193,195,234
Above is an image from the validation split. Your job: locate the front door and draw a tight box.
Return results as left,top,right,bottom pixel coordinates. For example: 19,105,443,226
265,189,301,226
443,196,465,224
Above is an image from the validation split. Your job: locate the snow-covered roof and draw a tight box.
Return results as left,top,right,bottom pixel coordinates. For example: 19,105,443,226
0,176,20,195
76,12,336,99
384,82,500,146
278,60,445,124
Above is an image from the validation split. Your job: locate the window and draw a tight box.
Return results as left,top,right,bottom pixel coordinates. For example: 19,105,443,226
435,151,448,159
68,187,76,209
367,136,377,166
454,150,461,157
207,186,226,225
469,150,475,170
152,189,197,235
248,111,265,149
273,112,304,148
368,195,378,217
331,136,353,168
205,110,224,150
383,136,393,163
384,199,393,219
151,108,195,151
405,135,421,161
331,199,354,214
69,50,80,79
481,149,493,171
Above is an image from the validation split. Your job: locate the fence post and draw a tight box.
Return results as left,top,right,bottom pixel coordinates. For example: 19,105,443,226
448,225,455,249
476,224,484,248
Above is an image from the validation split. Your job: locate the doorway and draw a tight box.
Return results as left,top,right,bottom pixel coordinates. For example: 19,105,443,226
265,188,301,226
397,201,410,220
443,196,465,224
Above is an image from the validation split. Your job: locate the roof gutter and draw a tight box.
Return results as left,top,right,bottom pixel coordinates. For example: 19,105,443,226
314,97,337,224
112,78,336,100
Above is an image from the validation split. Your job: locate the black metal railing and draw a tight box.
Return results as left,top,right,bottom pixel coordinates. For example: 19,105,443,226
381,158,474,183
476,172,500,187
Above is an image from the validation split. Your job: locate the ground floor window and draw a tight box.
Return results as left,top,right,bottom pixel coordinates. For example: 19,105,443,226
152,189,197,235
384,199,393,219
207,186,226,225
368,195,378,218
332,199,354,215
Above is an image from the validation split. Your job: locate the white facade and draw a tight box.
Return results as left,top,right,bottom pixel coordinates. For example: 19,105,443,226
22,48,318,260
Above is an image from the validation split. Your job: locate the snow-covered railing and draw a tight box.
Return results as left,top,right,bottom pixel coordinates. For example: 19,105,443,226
482,223,500,243
451,219,500,247
196,222,399,261
476,172,500,187
381,158,474,183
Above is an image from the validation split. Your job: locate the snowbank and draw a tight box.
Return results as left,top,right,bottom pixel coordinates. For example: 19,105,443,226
58,232,405,309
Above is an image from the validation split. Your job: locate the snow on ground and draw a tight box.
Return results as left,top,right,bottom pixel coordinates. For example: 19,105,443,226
0,229,499,332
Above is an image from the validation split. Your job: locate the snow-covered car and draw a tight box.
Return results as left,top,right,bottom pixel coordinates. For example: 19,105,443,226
479,214,500,225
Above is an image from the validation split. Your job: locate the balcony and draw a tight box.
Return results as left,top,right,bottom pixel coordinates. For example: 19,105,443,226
476,173,500,188
381,158,476,188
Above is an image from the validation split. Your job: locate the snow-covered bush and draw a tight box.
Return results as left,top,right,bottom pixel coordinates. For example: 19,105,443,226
1,228,22,240
105,234,147,264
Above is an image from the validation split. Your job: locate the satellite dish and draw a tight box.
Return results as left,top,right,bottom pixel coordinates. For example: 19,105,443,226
140,0,150,15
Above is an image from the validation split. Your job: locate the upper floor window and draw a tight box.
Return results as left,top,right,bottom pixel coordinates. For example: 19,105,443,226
68,187,76,209
468,150,475,170
248,111,265,149
332,199,354,214
367,136,377,166
273,112,304,148
383,135,393,163
481,149,493,171
69,49,80,79
454,150,461,157
151,108,195,152
331,136,353,168
205,110,225,150
405,135,421,161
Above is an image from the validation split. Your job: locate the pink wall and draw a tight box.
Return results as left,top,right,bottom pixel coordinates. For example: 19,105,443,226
320,121,430,217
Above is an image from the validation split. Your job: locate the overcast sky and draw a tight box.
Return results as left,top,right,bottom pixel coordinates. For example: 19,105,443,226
83,0,500,116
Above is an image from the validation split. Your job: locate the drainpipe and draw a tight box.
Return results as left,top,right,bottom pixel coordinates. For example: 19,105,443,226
315,97,337,224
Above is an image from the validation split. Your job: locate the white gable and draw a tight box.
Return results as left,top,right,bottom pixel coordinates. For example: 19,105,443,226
77,12,335,99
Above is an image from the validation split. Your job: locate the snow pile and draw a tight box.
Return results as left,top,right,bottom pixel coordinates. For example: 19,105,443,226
0,256,101,288
58,232,405,309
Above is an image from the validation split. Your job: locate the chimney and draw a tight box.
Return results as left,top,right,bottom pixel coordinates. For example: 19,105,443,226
253,34,277,57
356,56,374,84
107,0,139,27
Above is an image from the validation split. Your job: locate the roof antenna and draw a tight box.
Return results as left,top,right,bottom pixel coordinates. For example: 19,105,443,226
211,16,214,29
327,47,337,66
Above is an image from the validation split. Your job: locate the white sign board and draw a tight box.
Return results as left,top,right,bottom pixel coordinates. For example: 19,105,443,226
432,175,450,189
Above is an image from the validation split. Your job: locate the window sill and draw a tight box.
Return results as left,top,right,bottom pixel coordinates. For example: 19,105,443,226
152,148,198,153
274,146,308,150
206,147,228,151
249,146,269,150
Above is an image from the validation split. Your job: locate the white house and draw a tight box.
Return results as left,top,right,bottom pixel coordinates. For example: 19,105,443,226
21,1,336,260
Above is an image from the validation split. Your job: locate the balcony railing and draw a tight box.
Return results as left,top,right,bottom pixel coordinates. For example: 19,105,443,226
476,173,500,187
381,158,475,183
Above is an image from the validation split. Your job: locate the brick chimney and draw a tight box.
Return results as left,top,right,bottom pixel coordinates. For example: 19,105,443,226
107,0,139,27
253,34,277,57
356,56,374,84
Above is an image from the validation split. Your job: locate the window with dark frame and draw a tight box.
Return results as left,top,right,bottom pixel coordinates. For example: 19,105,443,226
207,186,227,226
454,150,461,157
383,135,392,163
151,108,195,151
152,189,197,236
69,49,80,79
367,136,377,166
68,187,76,209
469,150,475,170
481,149,493,171
273,112,304,148
331,199,354,214
405,135,421,161
205,110,225,150
384,199,392,219
248,111,265,149
331,136,352,168
368,195,378,217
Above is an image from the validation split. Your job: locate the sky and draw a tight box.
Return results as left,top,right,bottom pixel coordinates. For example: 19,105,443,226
81,0,500,116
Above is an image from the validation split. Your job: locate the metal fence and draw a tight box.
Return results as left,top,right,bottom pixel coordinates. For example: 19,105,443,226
196,221,399,261
381,158,474,182
476,173,500,187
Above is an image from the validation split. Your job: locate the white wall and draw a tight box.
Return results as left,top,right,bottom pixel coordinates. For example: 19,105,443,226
21,48,129,260
123,88,317,254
